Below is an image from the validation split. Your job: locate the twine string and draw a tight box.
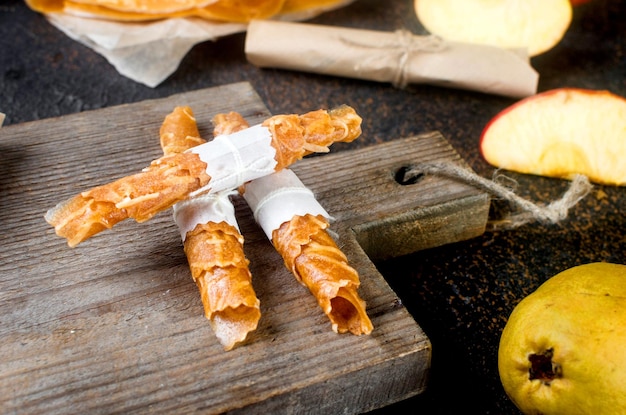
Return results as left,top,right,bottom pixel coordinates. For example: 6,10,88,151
406,161,593,230
340,30,446,88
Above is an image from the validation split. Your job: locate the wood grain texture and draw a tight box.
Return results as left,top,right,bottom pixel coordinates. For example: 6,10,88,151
0,82,488,414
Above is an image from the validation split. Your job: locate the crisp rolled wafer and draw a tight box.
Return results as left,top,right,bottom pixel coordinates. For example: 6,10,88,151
217,111,371,334
159,106,260,351
45,151,211,247
238,162,372,335
45,106,362,247
264,105,362,170
160,105,205,156
212,111,250,136
272,213,373,335
182,219,259,350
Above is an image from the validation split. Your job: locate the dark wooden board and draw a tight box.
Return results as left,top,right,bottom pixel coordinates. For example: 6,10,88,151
0,82,489,414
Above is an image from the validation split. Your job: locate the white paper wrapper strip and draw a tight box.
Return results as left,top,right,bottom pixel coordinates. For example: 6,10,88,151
173,191,239,241
245,20,538,98
190,124,277,196
243,169,331,240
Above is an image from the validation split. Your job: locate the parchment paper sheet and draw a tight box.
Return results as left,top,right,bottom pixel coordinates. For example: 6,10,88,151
43,1,355,87
47,14,246,87
245,20,539,98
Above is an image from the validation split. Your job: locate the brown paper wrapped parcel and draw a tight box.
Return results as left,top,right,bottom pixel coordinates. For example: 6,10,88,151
245,20,538,98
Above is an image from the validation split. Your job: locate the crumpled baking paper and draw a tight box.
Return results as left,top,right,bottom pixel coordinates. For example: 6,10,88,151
44,0,356,88
47,14,246,87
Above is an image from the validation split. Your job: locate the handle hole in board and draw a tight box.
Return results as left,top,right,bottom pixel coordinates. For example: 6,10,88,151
394,165,424,186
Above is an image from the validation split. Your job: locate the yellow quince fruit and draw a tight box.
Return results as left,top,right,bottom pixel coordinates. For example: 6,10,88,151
498,262,626,415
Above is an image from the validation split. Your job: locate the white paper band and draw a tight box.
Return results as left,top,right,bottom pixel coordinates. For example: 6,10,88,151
189,124,277,195
173,191,239,241
243,169,331,240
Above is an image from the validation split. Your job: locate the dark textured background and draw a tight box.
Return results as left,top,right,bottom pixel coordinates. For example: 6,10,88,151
1,0,625,413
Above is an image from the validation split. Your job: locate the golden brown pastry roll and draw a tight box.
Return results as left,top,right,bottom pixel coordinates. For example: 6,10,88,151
238,161,372,335
179,206,260,350
215,111,371,334
212,111,250,136
45,151,211,247
161,106,260,351
160,105,205,156
263,105,361,170
45,106,361,247
272,214,372,335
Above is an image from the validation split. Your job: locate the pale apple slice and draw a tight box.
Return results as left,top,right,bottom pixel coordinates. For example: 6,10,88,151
480,88,626,186
414,0,572,56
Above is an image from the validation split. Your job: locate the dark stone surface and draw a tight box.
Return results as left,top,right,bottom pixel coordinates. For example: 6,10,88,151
2,0,625,413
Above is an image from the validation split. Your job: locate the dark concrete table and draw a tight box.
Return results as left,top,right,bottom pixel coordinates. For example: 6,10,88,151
2,0,624,413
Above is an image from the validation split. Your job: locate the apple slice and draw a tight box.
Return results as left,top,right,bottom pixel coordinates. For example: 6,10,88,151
414,0,572,56
480,88,626,186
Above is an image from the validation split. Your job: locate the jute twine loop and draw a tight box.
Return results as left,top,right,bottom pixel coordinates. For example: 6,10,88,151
405,162,593,230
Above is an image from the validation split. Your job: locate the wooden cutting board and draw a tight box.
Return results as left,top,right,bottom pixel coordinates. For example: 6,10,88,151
0,82,489,414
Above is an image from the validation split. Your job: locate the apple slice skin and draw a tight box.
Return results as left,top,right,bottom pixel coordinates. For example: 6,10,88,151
414,0,572,57
479,88,626,186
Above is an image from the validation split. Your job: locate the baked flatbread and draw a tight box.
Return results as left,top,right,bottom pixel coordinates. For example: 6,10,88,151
27,0,354,22
196,0,285,22
68,0,216,13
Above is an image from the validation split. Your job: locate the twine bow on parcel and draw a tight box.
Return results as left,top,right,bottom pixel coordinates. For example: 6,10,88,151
341,30,447,88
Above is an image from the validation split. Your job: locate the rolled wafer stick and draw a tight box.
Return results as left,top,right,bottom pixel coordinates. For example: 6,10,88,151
183,220,260,350
160,105,205,156
246,175,373,335
211,111,372,335
161,106,260,351
264,105,362,169
45,106,362,247
213,111,250,136
271,213,373,335
44,152,211,247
